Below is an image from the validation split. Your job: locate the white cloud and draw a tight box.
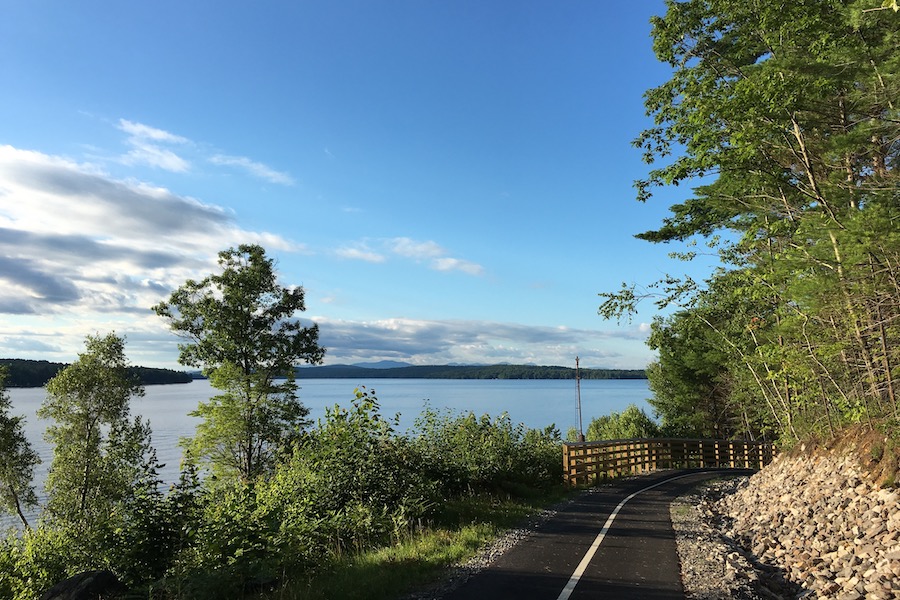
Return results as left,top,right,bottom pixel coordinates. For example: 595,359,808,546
114,120,294,185
118,119,188,144
313,316,653,369
335,246,386,263
0,144,298,363
389,237,444,259
337,237,484,276
122,145,191,172
209,154,295,186
432,257,484,276
117,119,190,172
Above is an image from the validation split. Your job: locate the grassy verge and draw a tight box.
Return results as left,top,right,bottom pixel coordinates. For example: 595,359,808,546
260,486,574,600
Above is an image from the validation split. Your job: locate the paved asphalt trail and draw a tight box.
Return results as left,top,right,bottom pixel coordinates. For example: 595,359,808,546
443,469,754,600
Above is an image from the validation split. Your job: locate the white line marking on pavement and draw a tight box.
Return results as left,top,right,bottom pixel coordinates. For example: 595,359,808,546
555,472,701,600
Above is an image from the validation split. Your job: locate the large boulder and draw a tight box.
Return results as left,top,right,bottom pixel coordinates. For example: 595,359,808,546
39,570,124,600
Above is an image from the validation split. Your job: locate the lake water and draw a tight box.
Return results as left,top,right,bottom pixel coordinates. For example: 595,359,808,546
4,377,651,527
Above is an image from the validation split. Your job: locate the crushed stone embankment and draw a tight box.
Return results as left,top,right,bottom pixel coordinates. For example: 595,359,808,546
673,440,900,599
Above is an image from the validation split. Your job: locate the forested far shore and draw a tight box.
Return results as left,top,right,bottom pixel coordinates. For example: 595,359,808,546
0,358,193,388
0,359,645,387
296,364,647,379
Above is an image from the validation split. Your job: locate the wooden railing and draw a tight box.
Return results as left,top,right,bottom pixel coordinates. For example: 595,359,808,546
563,438,776,486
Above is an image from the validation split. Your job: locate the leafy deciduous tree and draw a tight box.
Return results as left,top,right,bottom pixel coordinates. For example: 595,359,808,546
39,333,153,536
153,244,325,481
0,366,40,529
602,0,899,443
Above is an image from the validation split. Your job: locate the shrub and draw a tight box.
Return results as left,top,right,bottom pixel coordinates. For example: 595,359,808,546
413,407,562,495
574,404,660,441
263,388,439,556
0,527,72,600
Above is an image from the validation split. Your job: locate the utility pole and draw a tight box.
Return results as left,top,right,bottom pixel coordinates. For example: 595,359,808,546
576,356,585,442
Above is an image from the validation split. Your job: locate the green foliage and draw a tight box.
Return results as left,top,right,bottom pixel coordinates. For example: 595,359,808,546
39,334,153,540
0,527,71,600
413,406,562,495
276,487,572,600
0,360,62,388
4,362,564,599
1,339,203,598
154,244,325,482
186,362,310,481
100,455,204,589
579,404,661,441
0,367,40,529
0,359,191,387
152,391,562,598
259,387,439,559
602,0,900,443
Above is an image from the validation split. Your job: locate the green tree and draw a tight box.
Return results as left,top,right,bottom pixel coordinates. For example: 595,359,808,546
39,333,153,538
645,271,779,440
0,366,40,529
153,244,325,481
602,0,899,442
646,315,728,438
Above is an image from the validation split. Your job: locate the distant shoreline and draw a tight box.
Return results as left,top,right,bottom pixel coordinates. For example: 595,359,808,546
0,358,192,388
294,364,647,380
2,358,646,388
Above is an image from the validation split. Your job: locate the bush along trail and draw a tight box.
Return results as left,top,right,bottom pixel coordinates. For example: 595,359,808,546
0,384,564,600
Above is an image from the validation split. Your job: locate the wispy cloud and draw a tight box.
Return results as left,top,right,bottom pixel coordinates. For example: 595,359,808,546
337,237,484,276
313,316,652,368
209,154,295,186
0,144,298,361
335,245,386,263
118,119,188,144
387,237,483,274
432,257,484,276
113,119,295,185
117,118,190,172
390,237,444,259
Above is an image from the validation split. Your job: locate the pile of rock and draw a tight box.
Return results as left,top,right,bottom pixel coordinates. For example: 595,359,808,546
671,479,771,600
718,448,900,599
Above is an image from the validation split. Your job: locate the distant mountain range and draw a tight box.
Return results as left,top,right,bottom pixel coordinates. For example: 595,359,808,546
341,360,414,369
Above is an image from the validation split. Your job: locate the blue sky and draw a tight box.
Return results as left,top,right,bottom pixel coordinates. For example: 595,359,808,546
0,1,713,370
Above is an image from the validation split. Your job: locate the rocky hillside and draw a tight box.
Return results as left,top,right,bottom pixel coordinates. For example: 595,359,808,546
718,429,900,599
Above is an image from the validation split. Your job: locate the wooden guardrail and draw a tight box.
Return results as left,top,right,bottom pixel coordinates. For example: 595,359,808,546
563,438,776,486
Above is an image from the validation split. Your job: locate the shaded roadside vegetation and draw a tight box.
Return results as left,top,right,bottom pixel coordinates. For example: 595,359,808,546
567,403,661,442
600,0,900,447
0,368,562,599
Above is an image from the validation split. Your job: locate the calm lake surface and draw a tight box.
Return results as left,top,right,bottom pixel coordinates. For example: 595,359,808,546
5,377,651,526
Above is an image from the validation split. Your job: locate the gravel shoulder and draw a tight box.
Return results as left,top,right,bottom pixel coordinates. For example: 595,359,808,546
670,476,803,600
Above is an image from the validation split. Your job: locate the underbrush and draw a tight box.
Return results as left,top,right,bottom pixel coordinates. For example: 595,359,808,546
0,388,566,600
267,486,570,600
